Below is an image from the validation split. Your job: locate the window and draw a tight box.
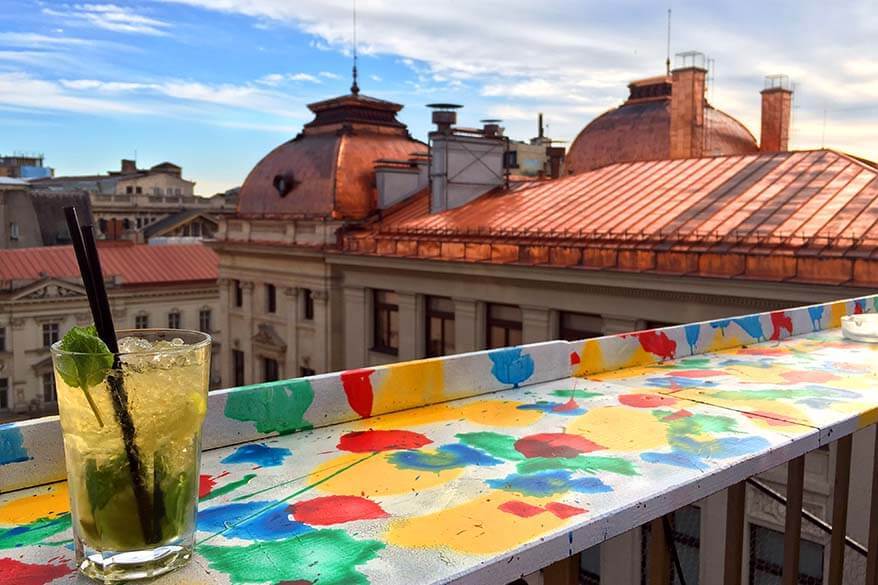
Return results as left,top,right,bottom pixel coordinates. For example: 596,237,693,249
175,188,182,195
135,186,142,194
136,217,142,229
233,350,245,387
199,308,212,333
191,222,202,237
234,280,243,308
42,322,59,347
372,290,399,354
0,378,8,410
266,284,277,313
559,312,603,341
303,288,314,320
126,185,133,194
153,187,162,195
0,326,6,352
749,524,823,585
262,357,279,382
640,505,700,585
42,372,57,403
168,311,181,329
300,367,316,378
9,223,19,241
486,304,522,349
426,296,455,357
135,314,149,329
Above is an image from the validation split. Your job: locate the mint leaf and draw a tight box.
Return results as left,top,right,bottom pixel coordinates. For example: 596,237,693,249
56,325,113,391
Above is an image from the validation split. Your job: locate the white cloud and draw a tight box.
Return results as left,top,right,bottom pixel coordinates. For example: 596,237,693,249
0,72,143,114
288,73,320,83
0,32,97,47
319,71,341,80
42,4,171,36
370,74,382,82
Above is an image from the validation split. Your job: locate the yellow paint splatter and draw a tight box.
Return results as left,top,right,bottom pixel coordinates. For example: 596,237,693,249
387,491,573,554
309,452,462,497
360,399,543,431
0,482,68,524
566,406,668,451
589,365,661,381
372,359,445,416
858,407,878,429
830,302,847,328
573,338,605,377
707,333,744,353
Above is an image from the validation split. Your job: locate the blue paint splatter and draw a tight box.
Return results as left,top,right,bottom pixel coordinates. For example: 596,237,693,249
517,402,586,416
220,443,292,467
641,451,706,471
732,316,765,341
389,444,501,471
670,435,770,459
684,325,700,354
487,470,612,497
710,320,732,334
0,426,31,465
198,501,310,541
489,348,535,388
646,376,718,389
808,306,825,331
856,299,867,313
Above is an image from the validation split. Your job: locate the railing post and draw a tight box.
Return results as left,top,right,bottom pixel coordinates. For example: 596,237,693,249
829,435,853,585
867,427,878,585
783,456,805,585
649,517,671,585
724,482,746,585
543,553,581,585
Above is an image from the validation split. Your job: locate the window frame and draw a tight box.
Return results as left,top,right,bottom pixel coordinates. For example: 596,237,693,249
0,377,8,410
262,357,279,382
0,326,6,352
372,290,399,355
303,288,314,321
232,349,245,387
199,308,212,333
558,311,604,341
748,523,824,585
135,314,149,329
42,322,59,347
42,372,57,403
486,303,523,349
168,310,181,329
266,284,277,314
9,222,19,241
234,280,243,308
425,296,455,358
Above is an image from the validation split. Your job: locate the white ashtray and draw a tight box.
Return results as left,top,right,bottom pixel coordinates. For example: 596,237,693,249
841,314,878,343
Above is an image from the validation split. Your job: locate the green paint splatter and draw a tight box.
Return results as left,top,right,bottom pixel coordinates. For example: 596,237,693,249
550,389,601,399
710,388,824,401
673,357,712,368
0,514,71,549
517,455,638,476
224,379,314,435
199,529,383,585
456,432,524,461
658,412,739,436
200,474,257,502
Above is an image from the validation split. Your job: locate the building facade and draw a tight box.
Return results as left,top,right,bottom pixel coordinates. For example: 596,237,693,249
0,182,92,249
0,243,221,422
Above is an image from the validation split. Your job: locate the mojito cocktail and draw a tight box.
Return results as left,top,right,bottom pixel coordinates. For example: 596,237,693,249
52,328,211,582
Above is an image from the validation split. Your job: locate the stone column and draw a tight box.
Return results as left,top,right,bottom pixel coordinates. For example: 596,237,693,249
521,305,552,344
240,281,254,384
217,278,231,386
283,287,299,379
311,289,329,373
602,315,639,336
452,298,482,353
343,286,368,369
396,292,422,361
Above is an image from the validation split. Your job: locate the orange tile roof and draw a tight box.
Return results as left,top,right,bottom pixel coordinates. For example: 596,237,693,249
344,150,878,286
0,243,218,287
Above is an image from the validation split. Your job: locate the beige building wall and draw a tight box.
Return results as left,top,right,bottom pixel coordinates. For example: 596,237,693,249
115,172,195,197
0,279,220,422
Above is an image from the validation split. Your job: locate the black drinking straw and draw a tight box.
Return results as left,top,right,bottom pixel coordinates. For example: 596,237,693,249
63,207,155,544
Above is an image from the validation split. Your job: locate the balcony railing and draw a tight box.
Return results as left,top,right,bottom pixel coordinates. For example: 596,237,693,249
2,296,878,584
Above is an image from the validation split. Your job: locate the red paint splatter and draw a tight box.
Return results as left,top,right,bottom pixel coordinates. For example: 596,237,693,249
780,370,838,384
569,351,581,365
514,433,604,458
743,411,797,426
290,495,388,525
662,409,693,421
738,347,787,356
636,330,676,360
498,500,546,518
551,398,580,413
0,558,72,585
337,430,432,453
769,311,794,341
855,303,865,315
340,368,375,418
618,394,677,409
544,502,588,519
198,471,230,498
670,370,726,378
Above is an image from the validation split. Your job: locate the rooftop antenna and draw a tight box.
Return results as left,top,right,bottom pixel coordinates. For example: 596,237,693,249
665,8,672,75
350,0,360,95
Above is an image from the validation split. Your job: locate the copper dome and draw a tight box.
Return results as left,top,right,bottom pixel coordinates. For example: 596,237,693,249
565,76,758,174
238,93,427,219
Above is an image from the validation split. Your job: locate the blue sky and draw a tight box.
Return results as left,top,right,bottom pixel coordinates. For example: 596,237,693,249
1,1,876,194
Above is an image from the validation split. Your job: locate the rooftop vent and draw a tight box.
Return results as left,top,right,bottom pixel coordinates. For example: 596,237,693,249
480,119,504,138
427,103,462,134
273,173,297,198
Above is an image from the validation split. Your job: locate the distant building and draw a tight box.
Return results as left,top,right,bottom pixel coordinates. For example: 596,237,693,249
508,113,565,178
31,159,235,241
0,180,92,249
0,242,221,422
0,154,53,179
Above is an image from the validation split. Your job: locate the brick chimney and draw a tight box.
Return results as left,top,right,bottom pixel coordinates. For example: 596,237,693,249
669,52,707,159
760,75,793,152
120,159,137,174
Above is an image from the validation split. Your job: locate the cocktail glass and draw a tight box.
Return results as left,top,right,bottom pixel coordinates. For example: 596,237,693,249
51,328,211,582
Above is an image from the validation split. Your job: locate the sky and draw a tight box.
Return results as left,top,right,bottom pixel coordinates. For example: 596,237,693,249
1,1,876,195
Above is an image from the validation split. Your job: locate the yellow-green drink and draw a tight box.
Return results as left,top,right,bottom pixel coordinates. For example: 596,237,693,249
51,328,211,582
